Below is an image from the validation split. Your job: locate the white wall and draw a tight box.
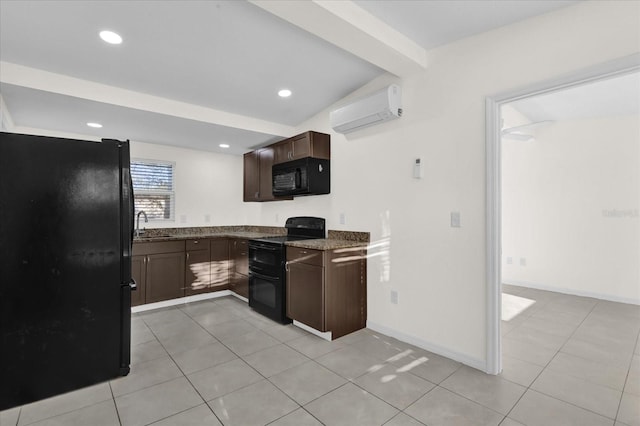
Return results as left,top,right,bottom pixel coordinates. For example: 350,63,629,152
502,114,639,304
130,141,259,228
248,1,640,368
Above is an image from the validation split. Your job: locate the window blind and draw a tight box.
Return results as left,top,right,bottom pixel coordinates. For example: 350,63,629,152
131,160,175,220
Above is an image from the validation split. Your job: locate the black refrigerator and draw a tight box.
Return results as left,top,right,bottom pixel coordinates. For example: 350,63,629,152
0,132,135,410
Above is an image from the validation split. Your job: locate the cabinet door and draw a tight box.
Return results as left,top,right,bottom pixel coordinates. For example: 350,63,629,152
146,252,185,303
273,140,291,164
131,255,146,306
258,148,277,201
287,262,324,331
230,272,249,298
243,151,260,202
230,239,248,275
290,133,310,160
185,249,210,296
210,239,229,290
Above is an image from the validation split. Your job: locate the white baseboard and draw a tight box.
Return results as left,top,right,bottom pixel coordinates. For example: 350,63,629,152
366,320,487,373
503,280,640,306
230,293,248,303
131,290,234,313
293,320,332,341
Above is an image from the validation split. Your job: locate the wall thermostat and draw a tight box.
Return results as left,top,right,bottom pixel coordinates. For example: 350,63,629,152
413,158,423,179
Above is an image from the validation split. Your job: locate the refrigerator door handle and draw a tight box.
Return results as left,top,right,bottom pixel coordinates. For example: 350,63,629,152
129,278,137,291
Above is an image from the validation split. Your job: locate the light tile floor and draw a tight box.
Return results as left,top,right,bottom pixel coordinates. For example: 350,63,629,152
2,286,639,425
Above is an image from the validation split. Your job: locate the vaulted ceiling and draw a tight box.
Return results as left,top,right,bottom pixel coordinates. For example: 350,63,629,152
0,0,579,154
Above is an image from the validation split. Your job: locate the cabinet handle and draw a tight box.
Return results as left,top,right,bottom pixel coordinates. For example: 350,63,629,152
186,252,190,260
285,261,289,272
255,191,259,199
193,240,199,244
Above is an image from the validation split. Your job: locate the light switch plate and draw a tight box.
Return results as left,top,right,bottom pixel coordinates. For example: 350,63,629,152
450,211,461,228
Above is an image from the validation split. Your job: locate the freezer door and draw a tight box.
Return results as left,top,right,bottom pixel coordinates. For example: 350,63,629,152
0,132,131,410
112,138,134,375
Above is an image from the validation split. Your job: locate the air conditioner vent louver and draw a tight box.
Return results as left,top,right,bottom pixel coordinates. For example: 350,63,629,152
330,84,402,134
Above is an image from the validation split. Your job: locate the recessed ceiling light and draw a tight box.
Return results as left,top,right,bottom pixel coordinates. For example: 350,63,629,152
86,122,103,128
99,30,122,45
278,89,292,98
219,143,230,148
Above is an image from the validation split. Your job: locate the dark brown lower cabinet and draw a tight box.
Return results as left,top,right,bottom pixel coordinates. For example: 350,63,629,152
185,239,211,296
132,240,186,305
131,255,146,307
230,272,249,299
229,238,249,298
146,252,186,303
131,237,246,306
286,246,367,339
210,238,230,291
287,261,324,331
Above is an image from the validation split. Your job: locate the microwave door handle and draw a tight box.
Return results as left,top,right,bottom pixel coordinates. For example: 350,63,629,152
295,168,302,189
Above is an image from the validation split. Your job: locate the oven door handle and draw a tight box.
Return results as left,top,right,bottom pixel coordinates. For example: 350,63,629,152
248,243,281,251
249,270,281,282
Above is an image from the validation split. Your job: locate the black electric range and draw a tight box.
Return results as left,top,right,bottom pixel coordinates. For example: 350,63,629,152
248,217,325,323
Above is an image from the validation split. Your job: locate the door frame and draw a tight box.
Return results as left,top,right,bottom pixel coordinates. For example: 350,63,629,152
484,53,640,375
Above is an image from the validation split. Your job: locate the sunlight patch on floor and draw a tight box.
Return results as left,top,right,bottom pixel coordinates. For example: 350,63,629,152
502,293,536,321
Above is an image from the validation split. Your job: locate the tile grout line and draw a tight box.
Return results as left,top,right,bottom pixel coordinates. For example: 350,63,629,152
501,296,625,424
107,382,123,426
177,300,312,424
613,327,640,424
140,307,230,426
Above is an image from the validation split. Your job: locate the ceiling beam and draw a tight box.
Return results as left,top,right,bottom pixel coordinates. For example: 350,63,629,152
0,62,296,137
250,0,427,77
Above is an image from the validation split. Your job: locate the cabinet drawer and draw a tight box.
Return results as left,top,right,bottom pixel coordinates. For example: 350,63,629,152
133,240,185,256
186,239,209,251
287,246,323,266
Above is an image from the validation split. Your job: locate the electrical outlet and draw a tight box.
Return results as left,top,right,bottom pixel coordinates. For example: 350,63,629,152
506,257,513,265
204,214,211,223
180,214,187,224
450,211,461,228
275,213,279,223
520,257,526,266
390,290,398,304
339,213,346,225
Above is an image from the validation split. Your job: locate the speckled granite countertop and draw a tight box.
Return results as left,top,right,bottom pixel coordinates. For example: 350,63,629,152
133,226,284,243
285,239,368,250
133,226,370,250
286,230,369,250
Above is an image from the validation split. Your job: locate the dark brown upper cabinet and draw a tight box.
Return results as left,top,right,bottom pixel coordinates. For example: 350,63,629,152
243,131,330,202
243,147,292,202
273,131,330,164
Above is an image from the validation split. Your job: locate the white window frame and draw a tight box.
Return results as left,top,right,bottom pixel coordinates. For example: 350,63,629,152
130,158,176,222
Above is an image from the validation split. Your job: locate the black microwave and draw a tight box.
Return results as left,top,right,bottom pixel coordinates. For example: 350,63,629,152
272,157,330,197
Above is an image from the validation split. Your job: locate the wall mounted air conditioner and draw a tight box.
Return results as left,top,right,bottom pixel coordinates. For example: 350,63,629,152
330,84,402,134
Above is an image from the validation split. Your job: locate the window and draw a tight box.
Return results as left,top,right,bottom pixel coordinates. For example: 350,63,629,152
131,159,175,221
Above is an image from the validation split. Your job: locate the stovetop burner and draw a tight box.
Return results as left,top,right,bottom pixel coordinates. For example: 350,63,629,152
251,217,326,245
250,235,317,245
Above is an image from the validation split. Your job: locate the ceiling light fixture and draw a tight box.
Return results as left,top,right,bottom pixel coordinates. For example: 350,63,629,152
219,143,230,148
99,30,122,45
86,122,103,128
278,89,292,98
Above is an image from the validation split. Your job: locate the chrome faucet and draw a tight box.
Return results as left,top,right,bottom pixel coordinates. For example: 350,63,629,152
135,210,148,237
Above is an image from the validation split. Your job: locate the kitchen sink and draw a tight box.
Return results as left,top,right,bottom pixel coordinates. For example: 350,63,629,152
136,233,173,239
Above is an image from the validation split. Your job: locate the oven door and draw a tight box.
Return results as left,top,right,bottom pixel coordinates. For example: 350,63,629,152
248,241,283,275
248,270,290,324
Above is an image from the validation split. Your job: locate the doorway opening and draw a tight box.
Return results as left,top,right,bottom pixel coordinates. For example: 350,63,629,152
485,54,640,375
